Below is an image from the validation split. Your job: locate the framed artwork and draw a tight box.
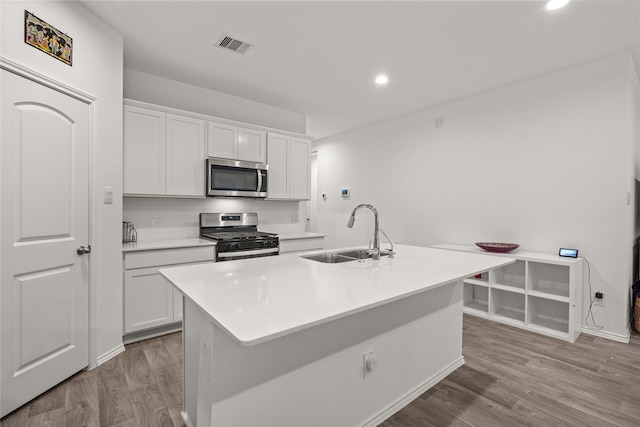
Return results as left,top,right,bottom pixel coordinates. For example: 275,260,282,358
24,10,73,66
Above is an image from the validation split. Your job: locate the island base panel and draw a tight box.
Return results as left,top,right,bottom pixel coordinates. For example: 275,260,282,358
184,281,464,427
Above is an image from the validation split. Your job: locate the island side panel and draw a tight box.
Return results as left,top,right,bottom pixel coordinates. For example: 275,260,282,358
182,299,203,427
187,280,464,427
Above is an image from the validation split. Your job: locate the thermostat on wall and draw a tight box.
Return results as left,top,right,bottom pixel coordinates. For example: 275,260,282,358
341,189,350,198
559,248,578,258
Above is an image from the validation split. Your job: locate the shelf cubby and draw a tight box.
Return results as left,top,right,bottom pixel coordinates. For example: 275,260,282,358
493,260,526,290
528,262,570,299
491,288,525,324
528,295,569,334
465,271,489,284
433,243,584,342
463,282,489,315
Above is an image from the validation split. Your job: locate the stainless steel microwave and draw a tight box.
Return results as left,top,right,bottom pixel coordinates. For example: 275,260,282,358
206,158,268,198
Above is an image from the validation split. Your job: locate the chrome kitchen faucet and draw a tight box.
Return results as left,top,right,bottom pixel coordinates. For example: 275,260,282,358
347,203,394,260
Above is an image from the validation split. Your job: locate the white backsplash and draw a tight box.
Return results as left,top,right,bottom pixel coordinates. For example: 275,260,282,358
123,197,308,241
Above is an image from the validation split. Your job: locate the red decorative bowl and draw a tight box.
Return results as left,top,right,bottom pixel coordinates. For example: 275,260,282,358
475,242,519,253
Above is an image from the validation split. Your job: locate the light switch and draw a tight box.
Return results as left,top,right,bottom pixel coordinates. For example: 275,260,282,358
103,186,113,204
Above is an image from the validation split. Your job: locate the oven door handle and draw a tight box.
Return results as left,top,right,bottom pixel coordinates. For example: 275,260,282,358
218,247,278,259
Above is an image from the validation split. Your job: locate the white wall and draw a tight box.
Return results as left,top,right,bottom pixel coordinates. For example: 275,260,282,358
124,68,306,134
314,53,638,340
123,197,306,241
1,1,124,363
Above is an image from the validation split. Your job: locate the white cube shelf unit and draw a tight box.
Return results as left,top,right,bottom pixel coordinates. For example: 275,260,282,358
434,244,584,342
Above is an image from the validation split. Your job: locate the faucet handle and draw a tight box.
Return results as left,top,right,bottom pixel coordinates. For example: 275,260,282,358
380,228,395,258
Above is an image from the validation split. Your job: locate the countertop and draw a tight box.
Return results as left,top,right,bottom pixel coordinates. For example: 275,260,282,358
269,231,326,240
122,232,324,252
160,244,513,346
122,238,216,252
433,243,583,264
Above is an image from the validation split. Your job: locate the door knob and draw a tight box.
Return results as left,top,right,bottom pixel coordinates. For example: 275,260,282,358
77,245,91,255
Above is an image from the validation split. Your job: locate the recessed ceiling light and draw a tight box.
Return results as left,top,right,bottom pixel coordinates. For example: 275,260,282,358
375,75,389,85
545,0,570,11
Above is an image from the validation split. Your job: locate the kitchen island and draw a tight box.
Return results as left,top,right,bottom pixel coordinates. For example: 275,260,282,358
160,244,513,427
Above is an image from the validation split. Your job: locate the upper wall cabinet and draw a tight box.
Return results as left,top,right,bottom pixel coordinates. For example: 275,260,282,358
267,133,311,200
124,106,166,195
208,122,267,163
124,105,205,197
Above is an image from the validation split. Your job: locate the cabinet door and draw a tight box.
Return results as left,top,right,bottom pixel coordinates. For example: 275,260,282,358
208,122,237,159
238,127,267,163
166,114,206,197
289,137,311,200
124,106,166,195
124,267,174,333
266,133,289,199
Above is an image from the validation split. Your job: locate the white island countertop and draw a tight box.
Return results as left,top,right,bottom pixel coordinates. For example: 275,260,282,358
160,244,514,346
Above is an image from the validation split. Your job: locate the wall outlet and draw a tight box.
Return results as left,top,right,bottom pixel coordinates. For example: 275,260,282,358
594,291,604,306
151,218,164,226
291,213,299,223
363,350,377,378
435,116,445,128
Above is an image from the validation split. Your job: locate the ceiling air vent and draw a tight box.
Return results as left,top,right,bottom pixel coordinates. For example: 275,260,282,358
217,35,253,55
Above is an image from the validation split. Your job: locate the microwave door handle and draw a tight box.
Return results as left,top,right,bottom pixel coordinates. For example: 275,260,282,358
257,170,262,192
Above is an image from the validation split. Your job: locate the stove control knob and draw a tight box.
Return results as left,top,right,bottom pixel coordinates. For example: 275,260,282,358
232,243,240,250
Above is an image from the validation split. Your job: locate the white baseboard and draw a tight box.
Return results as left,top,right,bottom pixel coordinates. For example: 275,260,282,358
581,325,630,343
182,411,194,427
95,343,126,367
362,356,465,427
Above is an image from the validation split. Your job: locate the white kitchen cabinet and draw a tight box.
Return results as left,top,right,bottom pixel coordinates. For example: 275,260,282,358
124,105,205,197
435,244,584,342
207,122,237,159
166,114,206,196
123,246,214,342
207,122,267,163
239,127,267,163
124,266,175,333
124,105,166,195
266,133,289,199
266,133,311,200
289,137,311,199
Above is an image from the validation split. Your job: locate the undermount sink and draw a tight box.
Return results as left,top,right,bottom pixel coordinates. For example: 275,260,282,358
301,249,390,264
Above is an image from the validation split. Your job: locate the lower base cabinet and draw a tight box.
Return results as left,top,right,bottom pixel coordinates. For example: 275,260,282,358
435,244,584,342
123,245,215,342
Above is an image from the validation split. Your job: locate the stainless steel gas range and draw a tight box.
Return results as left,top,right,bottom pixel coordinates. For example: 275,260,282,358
199,212,279,262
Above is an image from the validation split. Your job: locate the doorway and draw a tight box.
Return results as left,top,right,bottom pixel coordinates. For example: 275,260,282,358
1,65,93,417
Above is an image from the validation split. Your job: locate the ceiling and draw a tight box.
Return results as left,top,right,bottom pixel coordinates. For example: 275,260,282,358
80,1,639,139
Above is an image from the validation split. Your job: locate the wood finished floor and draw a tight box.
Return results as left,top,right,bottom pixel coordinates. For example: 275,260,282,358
2,315,639,427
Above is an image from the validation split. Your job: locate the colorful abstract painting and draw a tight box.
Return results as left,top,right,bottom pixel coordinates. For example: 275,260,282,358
25,10,73,66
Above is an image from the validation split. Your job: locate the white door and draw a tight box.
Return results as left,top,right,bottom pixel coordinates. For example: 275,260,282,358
1,69,90,417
